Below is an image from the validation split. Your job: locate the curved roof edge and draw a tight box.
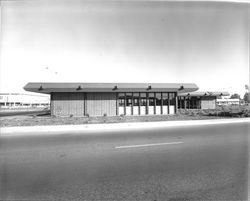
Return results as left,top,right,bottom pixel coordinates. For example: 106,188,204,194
24,82,199,94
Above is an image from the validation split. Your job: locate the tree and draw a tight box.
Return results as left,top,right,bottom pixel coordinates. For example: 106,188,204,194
245,84,249,91
230,93,240,99
243,92,250,103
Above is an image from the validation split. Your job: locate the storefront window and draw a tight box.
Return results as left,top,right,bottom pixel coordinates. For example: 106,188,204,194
178,96,185,109
190,97,199,109
118,93,125,107
162,93,168,105
186,96,191,109
126,93,132,106
148,93,155,106
169,93,176,105
133,93,139,106
140,93,147,106
155,93,161,106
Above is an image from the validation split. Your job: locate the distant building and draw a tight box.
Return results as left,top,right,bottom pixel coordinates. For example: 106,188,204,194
216,97,240,106
0,93,50,109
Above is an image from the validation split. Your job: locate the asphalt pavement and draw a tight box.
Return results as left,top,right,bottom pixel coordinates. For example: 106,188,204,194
0,122,249,201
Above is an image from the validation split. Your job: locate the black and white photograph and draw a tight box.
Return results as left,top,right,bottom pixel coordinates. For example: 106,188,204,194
0,0,249,200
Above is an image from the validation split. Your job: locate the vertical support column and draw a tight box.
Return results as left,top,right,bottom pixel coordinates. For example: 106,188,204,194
146,92,149,115
84,93,87,116
161,92,163,114
154,92,156,115
124,93,126,115
138,92,141,115
175,92,178,114
131,93,134,115
50,92,53,116
116,92,119,116
184,96,186,109
167,93,170,114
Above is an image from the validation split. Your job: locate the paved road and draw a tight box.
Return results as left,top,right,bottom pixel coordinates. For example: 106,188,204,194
0,122,249,201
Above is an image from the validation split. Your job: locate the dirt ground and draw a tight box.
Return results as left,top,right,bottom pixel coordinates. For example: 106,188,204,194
0,114,231,127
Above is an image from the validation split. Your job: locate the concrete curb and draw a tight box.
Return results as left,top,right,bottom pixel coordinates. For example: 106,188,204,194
0,118,249,136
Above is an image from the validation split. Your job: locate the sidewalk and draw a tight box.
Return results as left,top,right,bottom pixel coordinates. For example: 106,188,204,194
1,118,249,136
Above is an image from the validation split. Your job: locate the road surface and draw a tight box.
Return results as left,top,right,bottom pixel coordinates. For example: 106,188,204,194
0,122,249,201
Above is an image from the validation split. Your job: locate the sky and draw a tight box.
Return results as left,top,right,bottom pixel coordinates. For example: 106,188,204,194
0,0,249,97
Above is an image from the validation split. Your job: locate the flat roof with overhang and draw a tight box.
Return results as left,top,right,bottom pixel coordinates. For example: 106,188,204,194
178,91,229,97
24,82,199,94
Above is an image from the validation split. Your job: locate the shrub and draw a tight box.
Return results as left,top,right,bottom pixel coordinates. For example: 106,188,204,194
178,109,185,115
190,111,196,116
119,114,125,120
243,110,250,117
69,114,73,118
85,113,90,118
103,113,107,117
199,110,208,116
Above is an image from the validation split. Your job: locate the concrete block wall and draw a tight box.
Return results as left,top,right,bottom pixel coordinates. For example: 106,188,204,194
86,92,116,116
51,93,84,117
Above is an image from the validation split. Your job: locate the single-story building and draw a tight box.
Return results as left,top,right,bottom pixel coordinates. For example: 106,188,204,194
24,82,198,117
178,91,230,110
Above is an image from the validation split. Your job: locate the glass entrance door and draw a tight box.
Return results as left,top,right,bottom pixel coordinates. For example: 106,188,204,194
125,93,132,115
133,93,139,115
155,93,161,114
162,93,168,114
118,93,125,115
140,93,146,115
